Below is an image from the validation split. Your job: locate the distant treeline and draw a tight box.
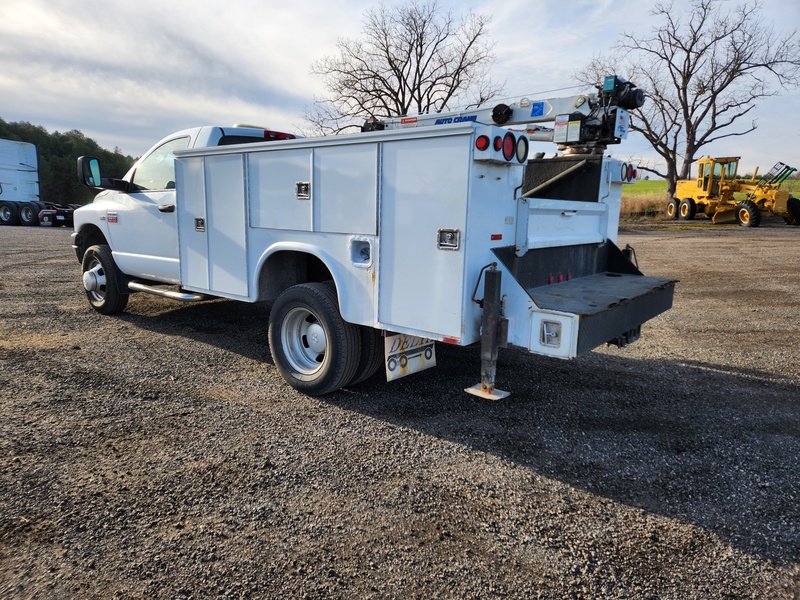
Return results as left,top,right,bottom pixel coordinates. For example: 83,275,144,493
0,118,134,205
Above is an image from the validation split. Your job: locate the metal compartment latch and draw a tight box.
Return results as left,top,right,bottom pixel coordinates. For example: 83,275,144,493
541,321,561,348
437,229,460,251
295,181,310,200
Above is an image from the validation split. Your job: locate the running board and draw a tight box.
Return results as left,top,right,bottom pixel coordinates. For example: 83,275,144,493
127,281,207,302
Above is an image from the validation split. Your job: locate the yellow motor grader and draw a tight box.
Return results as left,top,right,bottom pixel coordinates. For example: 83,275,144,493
666,156,799,227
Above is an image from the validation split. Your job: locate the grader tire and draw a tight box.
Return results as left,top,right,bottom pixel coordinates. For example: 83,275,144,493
678,198,696,221
787,196,800,226
735,200,762,228
666,199,680,219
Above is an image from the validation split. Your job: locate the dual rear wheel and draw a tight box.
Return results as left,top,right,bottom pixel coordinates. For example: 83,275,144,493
0,202,44,226
665,198,697,220
268,282,383,396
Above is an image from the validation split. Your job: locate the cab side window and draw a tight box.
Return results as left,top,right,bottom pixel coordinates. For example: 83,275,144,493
131,137,190,191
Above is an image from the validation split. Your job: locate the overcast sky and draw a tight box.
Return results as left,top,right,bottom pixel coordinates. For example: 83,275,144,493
1,0,798,175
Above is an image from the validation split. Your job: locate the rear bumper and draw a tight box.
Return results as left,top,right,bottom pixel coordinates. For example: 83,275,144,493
493,242,676,357
528,272,675,354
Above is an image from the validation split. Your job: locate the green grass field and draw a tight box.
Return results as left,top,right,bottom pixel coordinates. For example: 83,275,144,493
621,180,669,217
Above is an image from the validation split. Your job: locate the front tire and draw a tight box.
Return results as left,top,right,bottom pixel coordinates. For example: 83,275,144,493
735,200,761,227
81,245,129,314
268,282,361,396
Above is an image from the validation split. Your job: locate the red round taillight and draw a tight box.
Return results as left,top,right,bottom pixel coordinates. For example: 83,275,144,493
476,135,490,151
493,136,503,151
627,164,634,181
502,132,515,161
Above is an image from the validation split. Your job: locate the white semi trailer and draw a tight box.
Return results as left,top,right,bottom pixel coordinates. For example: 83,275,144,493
0,138,79,226
73,76,675,398
0,139,42,225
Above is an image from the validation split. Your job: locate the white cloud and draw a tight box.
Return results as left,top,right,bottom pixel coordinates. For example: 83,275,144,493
0,0,797,173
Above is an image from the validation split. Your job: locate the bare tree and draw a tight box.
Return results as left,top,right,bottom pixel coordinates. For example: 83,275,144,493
578,0,800,196
303,0,502,135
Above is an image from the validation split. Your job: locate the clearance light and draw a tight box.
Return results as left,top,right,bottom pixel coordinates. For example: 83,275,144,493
476,135,490,151
620,162,638,182
474,127,529,164
502,132,515,161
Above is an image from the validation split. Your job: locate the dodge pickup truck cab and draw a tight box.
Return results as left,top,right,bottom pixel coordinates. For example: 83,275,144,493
72,125,296,290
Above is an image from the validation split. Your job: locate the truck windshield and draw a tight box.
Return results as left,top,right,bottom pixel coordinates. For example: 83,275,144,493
712,161,737,180
722,162,737,179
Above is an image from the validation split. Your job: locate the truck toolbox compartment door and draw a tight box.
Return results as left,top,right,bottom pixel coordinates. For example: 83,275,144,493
493,242,676,355
177,154,248,297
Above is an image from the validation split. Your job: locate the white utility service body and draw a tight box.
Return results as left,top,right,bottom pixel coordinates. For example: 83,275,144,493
73,78,675,397
173,124,640,354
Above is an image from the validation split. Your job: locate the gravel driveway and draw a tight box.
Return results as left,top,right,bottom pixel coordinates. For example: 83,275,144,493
1,222,798,598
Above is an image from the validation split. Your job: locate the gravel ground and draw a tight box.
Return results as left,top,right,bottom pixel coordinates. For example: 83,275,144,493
1,222,798,599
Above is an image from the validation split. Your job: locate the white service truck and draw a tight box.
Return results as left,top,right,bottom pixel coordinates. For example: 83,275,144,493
73,76,675,398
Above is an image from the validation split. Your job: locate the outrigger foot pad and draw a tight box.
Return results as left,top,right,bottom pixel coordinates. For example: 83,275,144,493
465,384,511,401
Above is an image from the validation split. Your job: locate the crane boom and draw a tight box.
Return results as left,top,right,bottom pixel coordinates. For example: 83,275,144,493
362,75,645,154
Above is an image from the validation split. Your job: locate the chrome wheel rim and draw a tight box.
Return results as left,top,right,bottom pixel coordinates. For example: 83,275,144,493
281,306,327,375
83,259,107,303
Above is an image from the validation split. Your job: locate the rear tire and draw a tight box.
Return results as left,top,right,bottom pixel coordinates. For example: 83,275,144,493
678,198,696,220
268,282,361,396
0,202,19,225
787,196,800,226
18,202,40,226
735,200,761,227
348,326,385,386
81,245,129,314
666,198,679,219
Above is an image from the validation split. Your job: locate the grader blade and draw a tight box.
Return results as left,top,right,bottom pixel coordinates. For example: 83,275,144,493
712,208,737,224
